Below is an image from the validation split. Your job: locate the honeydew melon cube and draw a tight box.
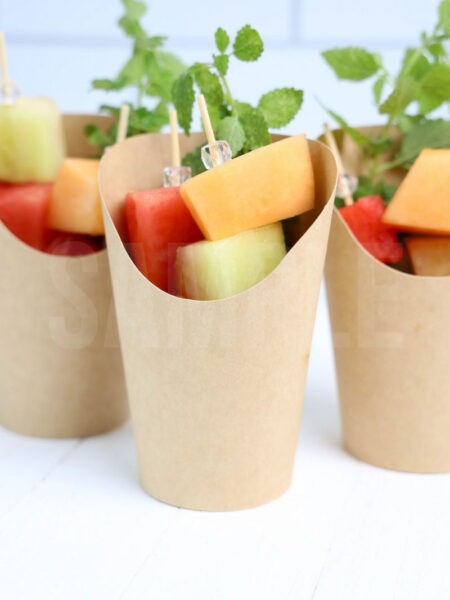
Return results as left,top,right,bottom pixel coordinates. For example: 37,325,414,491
176,222,286,300
0,97,66,183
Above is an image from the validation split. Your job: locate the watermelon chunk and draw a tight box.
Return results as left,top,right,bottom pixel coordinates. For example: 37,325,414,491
0,182,52,250
44,231,104,257
339,195,404,264
125,187,204,293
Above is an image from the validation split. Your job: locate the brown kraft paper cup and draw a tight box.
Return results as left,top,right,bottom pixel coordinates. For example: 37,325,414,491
0,114,128,438
99,132,338,511
323,126,450,473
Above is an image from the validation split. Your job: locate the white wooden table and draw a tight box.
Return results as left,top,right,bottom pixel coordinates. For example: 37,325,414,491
1,293,449,600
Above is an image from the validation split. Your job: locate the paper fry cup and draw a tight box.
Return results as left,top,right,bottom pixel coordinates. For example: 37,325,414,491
324,126,450,473
0,114,128,438
99,132,337,511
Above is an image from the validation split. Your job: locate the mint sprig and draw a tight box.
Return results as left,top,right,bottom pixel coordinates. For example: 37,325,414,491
171,25,303,175
86,0,184,151
322,0,450,189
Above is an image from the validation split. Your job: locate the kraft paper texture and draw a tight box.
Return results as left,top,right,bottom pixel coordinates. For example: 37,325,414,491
0,114,128,438
99,132,337,511
324,126,450,473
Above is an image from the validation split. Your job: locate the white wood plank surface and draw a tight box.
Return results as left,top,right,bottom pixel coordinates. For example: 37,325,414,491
1,294,449,600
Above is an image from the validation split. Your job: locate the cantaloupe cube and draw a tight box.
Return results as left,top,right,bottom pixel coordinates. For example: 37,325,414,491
180,135,314,241
0,97,65,182
405,236,450,276
176,222,286,300
382,149,450,235
47,158,104,235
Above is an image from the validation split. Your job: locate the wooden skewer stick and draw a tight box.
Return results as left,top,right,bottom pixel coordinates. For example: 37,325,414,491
197,93,218,165
116,103,130,144
0,31,12,102
323,122,353,206
169,108,181,168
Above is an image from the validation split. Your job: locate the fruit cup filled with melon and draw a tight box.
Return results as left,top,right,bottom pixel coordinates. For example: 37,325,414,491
98,131,338,511
0,98,127,438
323,126,450,474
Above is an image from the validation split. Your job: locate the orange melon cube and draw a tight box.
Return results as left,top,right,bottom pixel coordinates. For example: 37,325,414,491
47,158,104,235
382,149,450,235
180,135,315,241
405,236,450,276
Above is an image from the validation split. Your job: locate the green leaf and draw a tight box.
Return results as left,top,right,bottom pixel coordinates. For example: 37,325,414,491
215,28,230,53
122,0,146,20
216,116,245,156
182,145,205,176
146,35,166,50
354,176,398,205
323,106,373,147
172,72,195,134
84,124,114,149
214,54,229,76
192,64,224,106
322,47,381,81
418,90,444,114
421,64,450,102
257,88,303,128
233,25,264,61
396,119,450,165
146,51,186,101
118,15,147,40
427,42,446,61
400,49,430,80
237,104,271,150
438,0,450,33
379,77,418,115
91,76,128,91
129,103,169,133
118,52,146,85
208,103,230,131
373,74,387,105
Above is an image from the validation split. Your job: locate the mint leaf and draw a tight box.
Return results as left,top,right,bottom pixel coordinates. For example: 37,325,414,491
182,145,205,176
233,25,264,61
91,76,128,91
84,124,114,148
172,72,195,134
118,52,146,85
421,64,450,103
118,15,147,40
122,0,146,20
192,64,224,106
215,28,230,53
130,103,169,133
214,54,229,76
373,74,387,105
258,88,303,128
322,47,381,80
237,104,271,150
439,0,450,33
379,77,418,115
354,176,398,204
400,49,430,80
397,119,450,164
146,51,185,101
324,107,373,147
216,116,245,156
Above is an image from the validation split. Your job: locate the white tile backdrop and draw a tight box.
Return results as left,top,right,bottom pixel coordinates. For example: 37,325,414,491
0,0,443,138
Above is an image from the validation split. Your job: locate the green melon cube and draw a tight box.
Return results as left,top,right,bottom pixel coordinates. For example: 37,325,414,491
176,222,286,300
0,97,66,182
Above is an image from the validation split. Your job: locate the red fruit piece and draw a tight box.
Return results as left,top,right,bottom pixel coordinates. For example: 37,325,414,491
44,231,104,256
0,182,53,250
339,195,404,264
125,186,204,293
